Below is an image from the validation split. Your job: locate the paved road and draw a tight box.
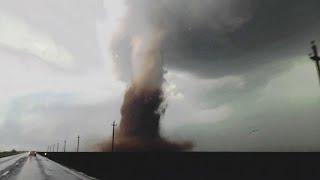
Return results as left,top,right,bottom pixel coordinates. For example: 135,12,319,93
0,153,96,180
0,154,27,174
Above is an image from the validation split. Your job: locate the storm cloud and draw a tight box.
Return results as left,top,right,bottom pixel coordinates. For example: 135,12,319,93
112,0,320,80
1,0,320,152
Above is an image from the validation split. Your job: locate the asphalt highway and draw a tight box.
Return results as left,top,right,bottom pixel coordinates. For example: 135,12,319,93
0,153,96,180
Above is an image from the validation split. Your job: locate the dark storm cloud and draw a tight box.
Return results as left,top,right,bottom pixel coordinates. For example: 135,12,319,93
112,0,320,81
199,59,291,107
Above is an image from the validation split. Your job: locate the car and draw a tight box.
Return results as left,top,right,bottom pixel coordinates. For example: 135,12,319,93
29,151,37,156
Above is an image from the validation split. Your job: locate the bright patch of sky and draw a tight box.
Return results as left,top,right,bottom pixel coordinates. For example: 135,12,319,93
0,13,75,69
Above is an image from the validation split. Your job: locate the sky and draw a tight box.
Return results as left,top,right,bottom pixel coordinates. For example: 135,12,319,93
0,0,320,152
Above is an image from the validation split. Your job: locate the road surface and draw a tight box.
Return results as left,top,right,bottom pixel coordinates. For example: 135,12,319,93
0,153,96,180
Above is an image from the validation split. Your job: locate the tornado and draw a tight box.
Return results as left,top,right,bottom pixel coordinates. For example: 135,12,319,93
96,30,192,152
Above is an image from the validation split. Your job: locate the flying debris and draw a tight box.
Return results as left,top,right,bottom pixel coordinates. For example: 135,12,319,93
249,129,259,135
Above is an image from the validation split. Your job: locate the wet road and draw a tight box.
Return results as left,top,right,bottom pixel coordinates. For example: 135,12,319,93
0,154,96,180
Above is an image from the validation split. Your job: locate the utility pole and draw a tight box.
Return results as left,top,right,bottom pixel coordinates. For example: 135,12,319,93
64,140,66,152
52,144,55,152
57,143,59,152
111,121,117,152
77,136,80,152
309,41,320,85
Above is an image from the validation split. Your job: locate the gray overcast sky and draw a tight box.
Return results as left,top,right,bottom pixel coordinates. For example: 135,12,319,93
0,0,320,151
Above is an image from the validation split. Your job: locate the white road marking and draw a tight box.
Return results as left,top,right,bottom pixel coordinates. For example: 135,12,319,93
1,170,10,177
